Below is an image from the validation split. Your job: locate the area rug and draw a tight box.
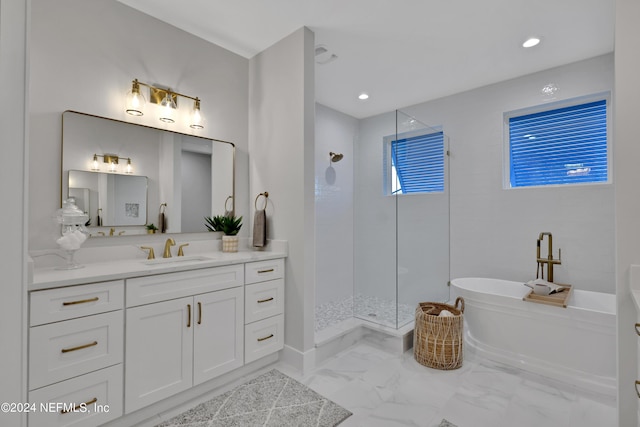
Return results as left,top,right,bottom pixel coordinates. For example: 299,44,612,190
156,369,352,427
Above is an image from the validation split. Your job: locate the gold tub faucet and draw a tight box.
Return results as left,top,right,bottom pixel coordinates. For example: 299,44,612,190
536,232,561,282
163,238,176,258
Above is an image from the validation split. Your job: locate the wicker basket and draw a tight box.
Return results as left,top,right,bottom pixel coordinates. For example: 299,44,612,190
413,297,464,370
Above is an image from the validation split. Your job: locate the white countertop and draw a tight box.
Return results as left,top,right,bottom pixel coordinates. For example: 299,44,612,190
29,238,287,291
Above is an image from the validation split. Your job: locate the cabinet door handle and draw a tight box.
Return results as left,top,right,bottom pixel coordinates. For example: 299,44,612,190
62,297,99,306
187,304,191,328
60,397,97,414
257,334,274,342
257,297,274,304
198,302,202,325
258,268,274,274
635,323,640,336
61,341,98,353
636,380,640,399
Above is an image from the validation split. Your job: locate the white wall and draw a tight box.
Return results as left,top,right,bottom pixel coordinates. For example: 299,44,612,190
614,0,640,424
402,54,614,293
0,1,29,425
29,0,249,250
249,27,316,369
315,103,356,307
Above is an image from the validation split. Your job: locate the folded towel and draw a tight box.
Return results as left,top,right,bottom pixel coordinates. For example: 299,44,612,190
253,209,266,247
159,212,166,233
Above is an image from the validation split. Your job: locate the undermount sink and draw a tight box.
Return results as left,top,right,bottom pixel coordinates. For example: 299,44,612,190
142,255,213,266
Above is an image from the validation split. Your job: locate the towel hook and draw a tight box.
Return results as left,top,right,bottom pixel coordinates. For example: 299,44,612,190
254,192,269,210
159,203,167,214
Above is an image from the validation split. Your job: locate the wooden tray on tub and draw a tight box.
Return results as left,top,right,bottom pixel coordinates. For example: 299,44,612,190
523,284,572,308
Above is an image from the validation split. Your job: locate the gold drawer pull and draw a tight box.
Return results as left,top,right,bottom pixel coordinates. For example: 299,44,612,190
636,380,640,399
257,334,274,342
61,341,98,353
62,297,99,306
187,304,192,328
60,397,97,414
257,268,274,274
257,297,274,304
635,323,640,336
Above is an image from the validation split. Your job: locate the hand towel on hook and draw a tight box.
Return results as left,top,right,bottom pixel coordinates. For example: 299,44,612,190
253,192,268,247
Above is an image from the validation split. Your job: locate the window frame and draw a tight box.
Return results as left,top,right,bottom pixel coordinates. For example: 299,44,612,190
503,92,612,189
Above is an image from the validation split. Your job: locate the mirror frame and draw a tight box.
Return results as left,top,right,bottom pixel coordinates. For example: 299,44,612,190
61,110,236,230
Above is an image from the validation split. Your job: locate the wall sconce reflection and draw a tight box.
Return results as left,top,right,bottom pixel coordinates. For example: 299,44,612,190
91,154,133,174
125,79,204,129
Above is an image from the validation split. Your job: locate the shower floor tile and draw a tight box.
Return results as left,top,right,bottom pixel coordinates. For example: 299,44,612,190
315,295,415,332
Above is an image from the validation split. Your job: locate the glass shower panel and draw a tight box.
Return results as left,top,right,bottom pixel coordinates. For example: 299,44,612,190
353,112,398,327
395,110,450,328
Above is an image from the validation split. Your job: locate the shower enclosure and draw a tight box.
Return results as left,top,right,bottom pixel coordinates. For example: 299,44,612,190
314,106,449,334
353,109,450,329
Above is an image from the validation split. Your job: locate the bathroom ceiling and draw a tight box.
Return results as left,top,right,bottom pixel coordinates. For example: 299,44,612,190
117,0,614,119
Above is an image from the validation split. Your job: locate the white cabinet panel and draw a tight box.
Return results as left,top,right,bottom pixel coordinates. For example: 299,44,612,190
28,364,123,427
30,280,124,326
245,279,284,324
29,310,123,390
245,259,284,284
125,297,193,413
244,314,284,364
193,287,244,385
126,265,243,307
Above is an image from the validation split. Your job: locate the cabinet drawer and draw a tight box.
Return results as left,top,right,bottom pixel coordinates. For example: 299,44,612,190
29,311,123,390
244,314,284,364
245,279,284,323
28,364,123,427
127,265,244,307
245,259,284,284
30,280,124,326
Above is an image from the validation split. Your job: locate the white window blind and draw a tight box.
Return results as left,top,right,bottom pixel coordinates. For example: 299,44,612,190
508,99,608,188
391,131,444,194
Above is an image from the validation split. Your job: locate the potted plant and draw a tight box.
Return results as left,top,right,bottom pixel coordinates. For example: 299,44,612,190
145,223,158,234
204,215,243,252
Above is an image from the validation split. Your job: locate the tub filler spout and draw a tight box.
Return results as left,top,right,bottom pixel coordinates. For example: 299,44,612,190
536,232,561,282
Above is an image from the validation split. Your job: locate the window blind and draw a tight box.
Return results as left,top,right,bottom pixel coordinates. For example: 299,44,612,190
509,99,607,187
391,132,444,193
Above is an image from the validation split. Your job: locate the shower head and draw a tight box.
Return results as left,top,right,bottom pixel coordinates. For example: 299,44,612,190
329,152,343,163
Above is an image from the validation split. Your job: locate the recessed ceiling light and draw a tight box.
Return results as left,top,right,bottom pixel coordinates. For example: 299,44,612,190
522,37,541,48
358,93,369,100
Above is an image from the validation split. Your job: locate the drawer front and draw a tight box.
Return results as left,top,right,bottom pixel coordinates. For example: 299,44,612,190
126,265,244,307
245,259,284,285
28,364,123,427
30,280,124,326
244,314,284,364
29,311,123,390
245,279,284,323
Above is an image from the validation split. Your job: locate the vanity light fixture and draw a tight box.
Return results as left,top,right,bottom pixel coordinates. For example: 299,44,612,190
91,154,133,174
125,79,205,129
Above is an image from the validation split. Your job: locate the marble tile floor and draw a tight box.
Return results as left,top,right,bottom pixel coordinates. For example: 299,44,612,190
275,342,617,427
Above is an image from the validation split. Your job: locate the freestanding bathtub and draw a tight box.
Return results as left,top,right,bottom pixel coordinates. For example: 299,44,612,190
450,277,616,397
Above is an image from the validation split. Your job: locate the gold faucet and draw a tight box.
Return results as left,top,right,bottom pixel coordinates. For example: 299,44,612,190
141,246,155,260
177,243,189,257
163,238,176,258
109,227,115,236
536,232,561,282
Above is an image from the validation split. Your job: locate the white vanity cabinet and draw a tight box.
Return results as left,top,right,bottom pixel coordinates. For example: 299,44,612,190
27,280,124,427
244,259,285,363
124,266,244,413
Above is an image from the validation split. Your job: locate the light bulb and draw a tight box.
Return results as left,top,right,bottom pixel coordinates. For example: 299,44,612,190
91,154,99,171
159,92,176,123
126,158,133,174
190,98,204,129
109,161,117,172
125,79,146,116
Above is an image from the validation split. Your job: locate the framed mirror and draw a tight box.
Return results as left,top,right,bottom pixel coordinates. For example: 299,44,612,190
62,110,235,234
